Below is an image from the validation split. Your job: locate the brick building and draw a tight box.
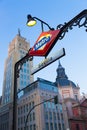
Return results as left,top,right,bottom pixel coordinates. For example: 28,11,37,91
69,98,87,130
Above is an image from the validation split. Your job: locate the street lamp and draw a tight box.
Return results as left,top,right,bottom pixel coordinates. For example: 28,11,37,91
27,9,87,40
27,14,54,32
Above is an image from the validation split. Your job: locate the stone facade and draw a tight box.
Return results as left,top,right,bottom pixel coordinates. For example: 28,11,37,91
17,78,65,130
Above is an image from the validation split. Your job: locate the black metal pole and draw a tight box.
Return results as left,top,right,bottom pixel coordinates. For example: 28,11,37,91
12,63,18,130
12,54,30,130
33,16,54,30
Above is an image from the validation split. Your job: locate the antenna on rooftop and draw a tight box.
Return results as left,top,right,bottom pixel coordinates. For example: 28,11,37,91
18,28,21,36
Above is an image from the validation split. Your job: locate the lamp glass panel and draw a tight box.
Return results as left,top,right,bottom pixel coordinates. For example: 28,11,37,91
27,20,36,26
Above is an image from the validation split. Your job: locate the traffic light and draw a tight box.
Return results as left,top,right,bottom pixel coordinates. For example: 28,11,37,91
54,96,58,104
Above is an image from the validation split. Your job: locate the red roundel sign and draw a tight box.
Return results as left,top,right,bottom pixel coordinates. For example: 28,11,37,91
29,29,60,57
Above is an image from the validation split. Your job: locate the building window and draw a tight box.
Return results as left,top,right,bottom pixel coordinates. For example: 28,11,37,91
50,123,53,130
21,106,23,114
54,123,57,130
24,69,26,73
23,63,26,67
61,113,63,120
25,126,28,130
59,123,61,130
29,113,32,121
46,123,49,130
21,117,23,124
30,125,32,130
53,112,56,120
51,102,55,109
44,102,47,108
19,43,21,46
24,116,26,123
18,118,20,126
18,107,20,115
24,81,26,86
49,112,52,120
32,101,34,107
27,76,29,79
26,104,28,112
33,124,36,130
59,104,62,112
20,68,23,72
76,124,79,130
57,113,60,120
24,75,26,79
20,81,23,86
27,63,29,67
27,69,29,73
48,101,51,109
23,105,25,113
21,74,23,78
29,102,31,110
33,112,35,121
45,111,48,120
62,123,65,130
75,95,78,100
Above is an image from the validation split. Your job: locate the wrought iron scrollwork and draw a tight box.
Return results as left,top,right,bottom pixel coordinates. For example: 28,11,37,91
57,9,87,40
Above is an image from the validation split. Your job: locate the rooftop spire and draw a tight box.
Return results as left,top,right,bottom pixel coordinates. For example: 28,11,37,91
18,28,21,36
56,60,68,81
58,60,62,68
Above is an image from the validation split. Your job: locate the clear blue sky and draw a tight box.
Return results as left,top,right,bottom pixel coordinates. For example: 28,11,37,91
0,0,87,96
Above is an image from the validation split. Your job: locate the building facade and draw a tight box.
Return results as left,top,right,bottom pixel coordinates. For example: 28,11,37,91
56,61,80,100
55,61,81,130
0,103,13,130
17,78,65,130
0,33,34,130
69,98,87,130
1,33,33,105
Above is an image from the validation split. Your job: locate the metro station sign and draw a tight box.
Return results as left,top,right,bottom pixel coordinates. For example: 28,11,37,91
29,29,60,57
31,48,65,75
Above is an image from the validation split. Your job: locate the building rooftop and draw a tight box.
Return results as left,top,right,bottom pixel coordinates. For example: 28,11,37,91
56,61,78,88
18,78,58,98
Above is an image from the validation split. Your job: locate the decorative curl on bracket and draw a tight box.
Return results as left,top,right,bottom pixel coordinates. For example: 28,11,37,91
57,9,87,40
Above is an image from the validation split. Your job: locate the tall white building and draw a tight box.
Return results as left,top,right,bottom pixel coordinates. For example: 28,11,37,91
2,32,33,105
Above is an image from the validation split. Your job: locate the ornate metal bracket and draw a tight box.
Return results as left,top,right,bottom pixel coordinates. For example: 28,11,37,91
57,9,87,40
